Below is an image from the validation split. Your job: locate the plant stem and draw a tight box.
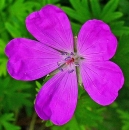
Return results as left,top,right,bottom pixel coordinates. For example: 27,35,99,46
29,112,37,130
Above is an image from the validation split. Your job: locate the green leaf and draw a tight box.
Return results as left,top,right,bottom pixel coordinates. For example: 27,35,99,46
5,22,21,37
51,116,83,130
117,110,129,130
0,58,7,76
110,21,124,29
35,75,52,92
112,35,129,86
0,113,20,130
45,120,53,127
62,7,86,23
62,0,91,23
0,39,7,76
0,77,32,111
75,94,104,127
115,35,129,55
101,0,119,18
0,0,5,11
41,0,60,5
78,85,85,99
102,12,123,23
70,0,90,17
90,0,101,18
0,39,5,54
81,0,91,16
112,26,129,36
35,81,42,92
110,21,129,36
71,22,81,35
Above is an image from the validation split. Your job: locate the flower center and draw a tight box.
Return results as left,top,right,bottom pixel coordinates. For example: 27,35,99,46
57,52,80,73
63,52,77,65
65,57,74,65
56,36,83,73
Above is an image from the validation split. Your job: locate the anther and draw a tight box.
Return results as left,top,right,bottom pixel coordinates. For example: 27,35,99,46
61,52,68,55
75,63,80,66
68,69,74,73
59,67,63,72
57,62,61,66
65,56,71,61
70,52,74,55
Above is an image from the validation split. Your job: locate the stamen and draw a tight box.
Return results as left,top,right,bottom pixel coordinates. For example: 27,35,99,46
68,69,74,73
58,50,81,73
59,67,63,71
57,62,61,66
75,63,80,66
57,62,64,72
61,52,68,55
70,52,74,55
65,56,71,61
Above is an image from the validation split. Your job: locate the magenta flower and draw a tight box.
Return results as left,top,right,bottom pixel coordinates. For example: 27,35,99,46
5,5,124,125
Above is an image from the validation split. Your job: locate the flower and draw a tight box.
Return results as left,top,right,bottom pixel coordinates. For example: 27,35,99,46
5,5,124,125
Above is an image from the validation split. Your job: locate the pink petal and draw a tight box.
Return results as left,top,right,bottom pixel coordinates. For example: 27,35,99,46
5,38,63,80
26,5,73,52
80,60,124,105
35,69,78,125
77,19,117,61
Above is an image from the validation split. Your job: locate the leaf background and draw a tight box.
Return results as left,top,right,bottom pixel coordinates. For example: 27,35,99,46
0,0,129,130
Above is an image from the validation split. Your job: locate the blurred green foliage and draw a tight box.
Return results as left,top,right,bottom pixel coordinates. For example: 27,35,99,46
0,0,129,130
